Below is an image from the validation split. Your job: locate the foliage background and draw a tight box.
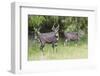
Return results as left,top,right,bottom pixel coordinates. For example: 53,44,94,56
28,15,88,37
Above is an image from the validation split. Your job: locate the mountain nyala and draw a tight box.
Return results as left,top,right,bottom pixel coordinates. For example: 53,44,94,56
34,24,59,55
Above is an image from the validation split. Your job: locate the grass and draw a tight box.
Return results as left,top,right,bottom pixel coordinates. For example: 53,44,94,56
28,36,88,61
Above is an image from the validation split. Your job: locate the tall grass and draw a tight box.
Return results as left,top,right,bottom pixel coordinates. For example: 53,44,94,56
28,36,88,61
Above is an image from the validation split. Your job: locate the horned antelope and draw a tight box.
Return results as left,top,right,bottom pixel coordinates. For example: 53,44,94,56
63,30,84,46
34,24,59,55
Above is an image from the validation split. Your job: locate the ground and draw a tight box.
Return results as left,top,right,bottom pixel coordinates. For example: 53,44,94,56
28,36,88,60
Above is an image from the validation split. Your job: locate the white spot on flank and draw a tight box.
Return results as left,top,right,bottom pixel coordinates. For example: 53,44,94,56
65,39,68,42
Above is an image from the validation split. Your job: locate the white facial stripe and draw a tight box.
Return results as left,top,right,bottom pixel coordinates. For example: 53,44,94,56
57,38,59,40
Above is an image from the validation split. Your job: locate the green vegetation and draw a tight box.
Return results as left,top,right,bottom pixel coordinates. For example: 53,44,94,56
28,15,88,34
28,36,88,60
28,15,88,60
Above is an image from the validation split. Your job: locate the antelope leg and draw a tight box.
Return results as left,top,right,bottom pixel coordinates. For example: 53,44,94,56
40,44,45,56
52,43,55,53
64,39,68,46
55,43,58,53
